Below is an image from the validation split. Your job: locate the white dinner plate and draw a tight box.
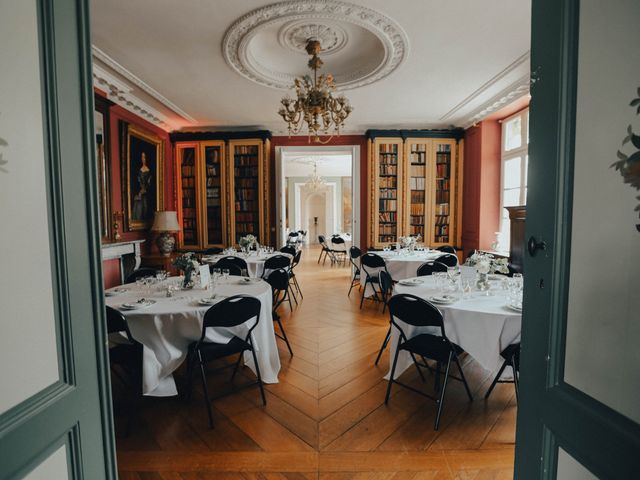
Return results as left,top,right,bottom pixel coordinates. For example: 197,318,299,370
428,294,458,305
105,287,128,297
505,303,523,312
198,297,217,306
488,274,505,281
121,299,156,310
398,278,424,286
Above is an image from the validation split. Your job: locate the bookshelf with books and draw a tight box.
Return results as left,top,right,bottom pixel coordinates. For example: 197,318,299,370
176,144,200,249
369,138,404,248
367,130,463,250
172,132,270,249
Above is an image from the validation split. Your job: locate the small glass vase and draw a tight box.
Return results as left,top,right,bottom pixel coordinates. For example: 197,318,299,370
476,272,490,292
182,268,194,289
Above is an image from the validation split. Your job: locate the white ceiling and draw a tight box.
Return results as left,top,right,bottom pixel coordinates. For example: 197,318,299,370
284,153,353,177
90,0,531,133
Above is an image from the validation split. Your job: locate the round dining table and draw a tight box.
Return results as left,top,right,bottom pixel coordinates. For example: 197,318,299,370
389,268,522,379
201,251,291,278
105,277,280,397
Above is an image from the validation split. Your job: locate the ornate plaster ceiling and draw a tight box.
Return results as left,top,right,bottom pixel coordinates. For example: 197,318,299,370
222,0,409,91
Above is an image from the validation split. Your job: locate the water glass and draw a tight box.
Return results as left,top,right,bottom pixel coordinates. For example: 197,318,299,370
222,268,230,281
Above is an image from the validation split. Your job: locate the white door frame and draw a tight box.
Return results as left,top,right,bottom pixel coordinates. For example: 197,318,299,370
275,144,360,248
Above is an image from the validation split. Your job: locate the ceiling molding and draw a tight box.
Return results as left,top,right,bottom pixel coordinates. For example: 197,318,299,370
460,74,531,128
222,0,410,91
92,64,176,130
91,45,197,123
440,50,530,122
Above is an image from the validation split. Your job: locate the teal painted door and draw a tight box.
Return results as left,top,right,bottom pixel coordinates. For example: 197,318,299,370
515,0,640,478
0,0,116,478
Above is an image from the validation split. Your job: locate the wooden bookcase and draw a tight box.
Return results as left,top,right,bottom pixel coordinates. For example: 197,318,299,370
172,132,270,250
367,131,463,249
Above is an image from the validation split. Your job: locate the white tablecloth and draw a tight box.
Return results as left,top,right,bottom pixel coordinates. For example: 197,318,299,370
389,270,521,378
105,278,279,396
202,252,291,278
360,250,447,295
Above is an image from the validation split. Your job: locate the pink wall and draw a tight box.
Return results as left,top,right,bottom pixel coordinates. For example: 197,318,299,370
97,90,175,287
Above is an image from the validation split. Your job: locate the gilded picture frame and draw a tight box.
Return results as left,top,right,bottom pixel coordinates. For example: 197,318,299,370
122,122,164,231
94,95,112,241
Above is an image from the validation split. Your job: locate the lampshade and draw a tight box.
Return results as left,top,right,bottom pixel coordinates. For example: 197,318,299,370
151,211,180,232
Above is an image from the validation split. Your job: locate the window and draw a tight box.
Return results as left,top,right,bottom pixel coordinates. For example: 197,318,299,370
499,109,529,250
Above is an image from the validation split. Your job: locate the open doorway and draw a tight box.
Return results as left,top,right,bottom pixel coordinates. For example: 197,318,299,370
275,146,360,248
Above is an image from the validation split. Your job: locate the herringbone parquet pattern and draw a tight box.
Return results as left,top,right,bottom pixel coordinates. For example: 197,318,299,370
114,246,516,479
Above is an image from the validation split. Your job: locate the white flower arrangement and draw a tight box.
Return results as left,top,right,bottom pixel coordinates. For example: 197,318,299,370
398,234,421,248
239,234,257,249
465,251,509,274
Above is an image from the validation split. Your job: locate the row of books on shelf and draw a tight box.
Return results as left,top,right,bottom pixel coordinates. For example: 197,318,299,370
206,198,221,207
410,164,426,176
181,208,197,220
379,211,397,223
409,203,424,215
434,223,449,235
379,235,398,243
379,177,397,189
206,166,219,177
379,165,397,176
435,191,450,204
181,176,196,188
435,178,450,191
235,178,258,189
181,165,196,177
234,145,259,155
409,214,424,225
181,196,197,208
434,235,450,243
409,225,425,236
379,188,397,199
235,200,257,212
206,177,220,187
379,224,397,236
235,212,258,222
411,190,424,203
234,167,258,177
207,187,220,197
409,152,427,164
409,176,426,190
435,203,450,215
436,144,452,153
235,188,257,200
436,163,450,178
379,144,398,154
411,143,427,152
379,199,397,212
434,215,450,226
183,232,196,243
205,149,221,163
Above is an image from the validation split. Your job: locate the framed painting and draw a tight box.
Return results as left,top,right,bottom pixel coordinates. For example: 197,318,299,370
94,94,112,241
122,123,164,231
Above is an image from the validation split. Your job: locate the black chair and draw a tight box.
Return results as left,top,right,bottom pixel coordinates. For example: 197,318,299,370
330,236,348,265
124,267,158,284
385,294,473,430
416,261,448,276
437,246,457,255
317,235,334,265
359,252,388,309
485,343,520,402
280,245,296,257
347,246,362,296
204,247,223,255
287,231,300,246
289,249,303,300
261,254,291,278
213,256,248,276
186,295,265,429
434,253,458,268
372,271,394,366
210,262,242,277
265,269,294,356
106,306,143,435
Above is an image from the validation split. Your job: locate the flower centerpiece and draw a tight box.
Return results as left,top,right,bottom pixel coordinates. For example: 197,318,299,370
398,234,421,252
239,234,257,254
465,251,509,290
172,252,199,288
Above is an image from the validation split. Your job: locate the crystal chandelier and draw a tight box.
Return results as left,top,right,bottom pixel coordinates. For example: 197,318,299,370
278,39,353,144
305,161,327,191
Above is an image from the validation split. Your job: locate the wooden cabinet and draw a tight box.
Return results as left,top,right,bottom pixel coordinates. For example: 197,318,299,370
367,131,463,249
505,205,526,273
172,132,270,250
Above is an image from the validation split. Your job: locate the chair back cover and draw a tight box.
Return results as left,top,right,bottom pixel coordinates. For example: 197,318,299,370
263,254,291,271
202,295,261,331
388,294,445,332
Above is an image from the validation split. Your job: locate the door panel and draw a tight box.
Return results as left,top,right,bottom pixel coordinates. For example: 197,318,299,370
514,0,640,478
0,0,116,478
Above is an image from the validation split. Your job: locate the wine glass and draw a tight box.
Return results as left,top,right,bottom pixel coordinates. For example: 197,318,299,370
222,268,230,281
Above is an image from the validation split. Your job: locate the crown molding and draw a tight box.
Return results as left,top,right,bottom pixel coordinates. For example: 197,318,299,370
440,51,530,123
461,74,531,128
92,64,176,130
91,45,196,123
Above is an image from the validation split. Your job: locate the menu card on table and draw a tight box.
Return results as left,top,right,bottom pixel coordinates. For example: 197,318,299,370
199,265,211,288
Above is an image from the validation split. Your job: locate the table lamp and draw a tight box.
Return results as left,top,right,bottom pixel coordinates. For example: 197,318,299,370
151,211,181,256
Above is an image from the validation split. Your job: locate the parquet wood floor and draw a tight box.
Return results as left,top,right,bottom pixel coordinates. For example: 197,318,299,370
114,246,516,479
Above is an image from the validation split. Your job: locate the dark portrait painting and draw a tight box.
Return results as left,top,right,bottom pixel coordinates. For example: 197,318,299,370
122,123,163,231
